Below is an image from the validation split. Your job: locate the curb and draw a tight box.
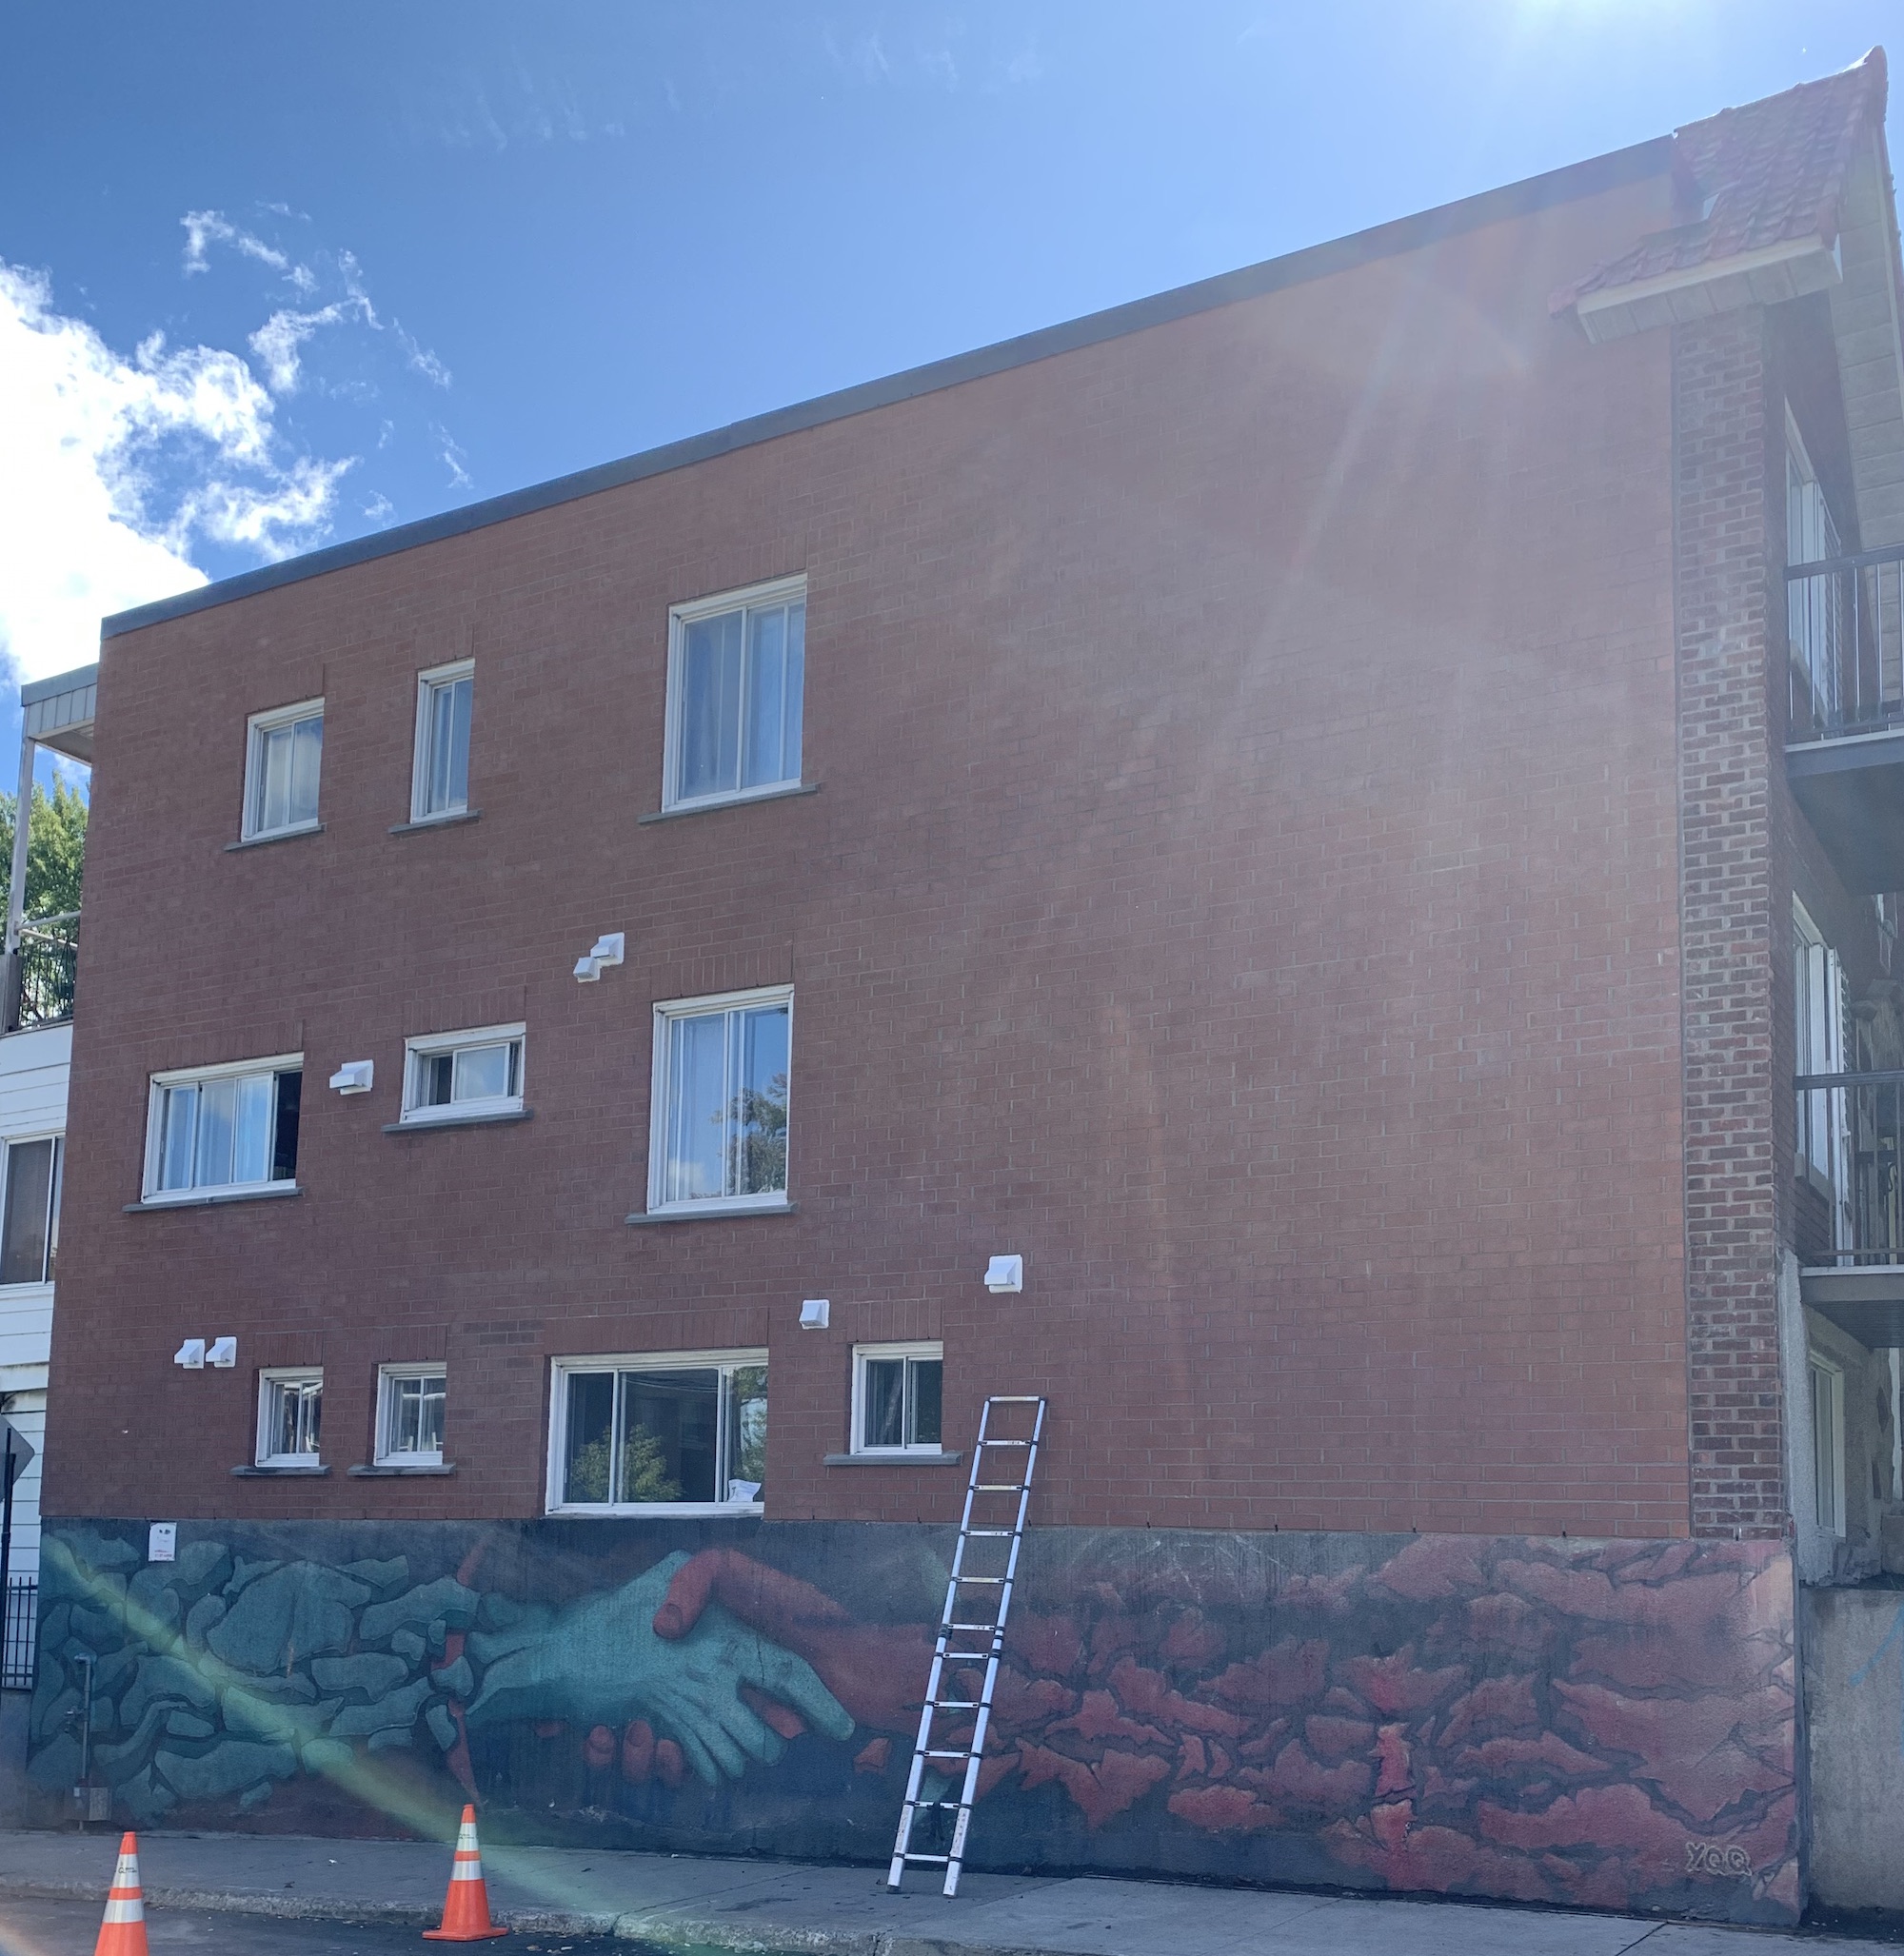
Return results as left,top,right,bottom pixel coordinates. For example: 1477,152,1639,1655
0,1874,1074,1955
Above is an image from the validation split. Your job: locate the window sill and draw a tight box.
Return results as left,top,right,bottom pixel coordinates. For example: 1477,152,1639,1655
823,1452,964,1468
640,781,820,825
545,1503,764,1519
231,1463,329,1477
384,1108,532,1135
127,1184,302,1214
389,809,481,837
625,1201,796,1226
349,1461,455,1476
227,822,324,852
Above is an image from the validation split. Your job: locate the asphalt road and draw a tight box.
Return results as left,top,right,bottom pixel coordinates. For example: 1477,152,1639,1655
0,1895,648,1955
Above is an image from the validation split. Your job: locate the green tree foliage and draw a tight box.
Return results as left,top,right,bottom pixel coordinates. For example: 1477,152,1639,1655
0,780,87,919
565,1423,683,1504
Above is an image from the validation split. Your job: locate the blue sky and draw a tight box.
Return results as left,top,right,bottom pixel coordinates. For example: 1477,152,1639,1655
0,0,1895,785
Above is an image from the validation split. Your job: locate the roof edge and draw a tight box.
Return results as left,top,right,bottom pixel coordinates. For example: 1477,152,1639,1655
102,132,1673,642
19,662,99,708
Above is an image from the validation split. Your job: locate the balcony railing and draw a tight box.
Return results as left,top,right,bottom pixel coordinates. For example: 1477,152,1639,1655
3,911,78,1033
1797,1069,1904,1265
1788,544,1904,741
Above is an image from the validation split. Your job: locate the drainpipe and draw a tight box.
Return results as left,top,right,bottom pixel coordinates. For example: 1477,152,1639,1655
2,731,34,1034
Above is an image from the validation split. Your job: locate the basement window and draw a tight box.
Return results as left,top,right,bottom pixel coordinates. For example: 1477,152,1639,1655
548,1352,766,1514
257,1370,323,1468
853,1343,943,1454
144,1057,302,1202
376,1365,446,1466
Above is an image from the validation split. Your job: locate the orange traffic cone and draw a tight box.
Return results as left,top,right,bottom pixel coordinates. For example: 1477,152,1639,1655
93,1831,149,1956
422,1804,508,1941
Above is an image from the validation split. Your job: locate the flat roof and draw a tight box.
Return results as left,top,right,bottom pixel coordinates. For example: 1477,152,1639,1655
102,133,1671,642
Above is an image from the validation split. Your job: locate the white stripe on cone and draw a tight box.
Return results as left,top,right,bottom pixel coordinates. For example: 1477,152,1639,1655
101,1897,145,1923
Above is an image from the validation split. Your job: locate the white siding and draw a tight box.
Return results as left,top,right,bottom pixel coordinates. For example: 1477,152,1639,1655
0,1022,69,1579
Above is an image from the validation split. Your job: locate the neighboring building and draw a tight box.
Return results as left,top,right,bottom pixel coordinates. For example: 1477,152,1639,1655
0,665,92,1623
25,50,1904,1926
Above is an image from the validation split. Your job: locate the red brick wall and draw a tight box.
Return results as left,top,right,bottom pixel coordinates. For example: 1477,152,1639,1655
48,172,1696,1538
1673,308,1785,1537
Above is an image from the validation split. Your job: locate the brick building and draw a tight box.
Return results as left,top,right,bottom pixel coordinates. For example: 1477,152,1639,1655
26,49,1904,1925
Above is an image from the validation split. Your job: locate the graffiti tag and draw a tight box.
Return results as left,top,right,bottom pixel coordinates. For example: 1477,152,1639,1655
1685,1841,1753,1879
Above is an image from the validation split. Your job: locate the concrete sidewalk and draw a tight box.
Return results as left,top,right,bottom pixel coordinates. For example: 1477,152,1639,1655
0,1828,1893,1955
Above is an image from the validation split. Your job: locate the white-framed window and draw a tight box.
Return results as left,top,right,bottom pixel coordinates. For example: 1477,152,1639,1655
257,1369,323,1467
1795,900,1848,1215
242,699,324,840
401,1023,525,1125
648,987,790,1214
410,659,474,822
376,1364,446,1466
0,1135,61,1286
1788,414,1845,731
663,576,806,812
143,1056,303,1202
852,1342,943,1454
548,1351,766,1514
1811,1353,1846,1535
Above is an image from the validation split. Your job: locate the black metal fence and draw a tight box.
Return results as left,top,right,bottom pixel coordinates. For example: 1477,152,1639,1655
2,1576,35,1690
13,913,78,1030
1788,544,1904,741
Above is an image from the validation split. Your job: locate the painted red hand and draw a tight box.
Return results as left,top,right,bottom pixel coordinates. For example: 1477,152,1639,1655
654,1546,936,1734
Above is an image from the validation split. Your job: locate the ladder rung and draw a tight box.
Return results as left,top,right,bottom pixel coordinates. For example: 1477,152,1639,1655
894,1393,1047,1901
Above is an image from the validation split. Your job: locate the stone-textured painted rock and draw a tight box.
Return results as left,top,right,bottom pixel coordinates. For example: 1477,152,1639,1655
358,1577,479,1647
311,1652,409,1698
27,1519,1802,1929
154,1741,298,1804
205,1564,371,1670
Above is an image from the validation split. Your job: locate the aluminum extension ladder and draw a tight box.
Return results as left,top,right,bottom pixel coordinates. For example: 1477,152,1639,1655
888,1393,1048,1896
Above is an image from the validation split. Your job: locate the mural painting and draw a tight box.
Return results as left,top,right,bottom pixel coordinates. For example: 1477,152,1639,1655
30,1520,1798,1924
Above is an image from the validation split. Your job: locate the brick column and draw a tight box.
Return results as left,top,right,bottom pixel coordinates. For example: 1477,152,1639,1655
1674,308,1788,1537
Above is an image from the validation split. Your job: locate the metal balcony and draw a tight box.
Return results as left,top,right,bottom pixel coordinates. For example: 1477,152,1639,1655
1797,1068,1904,1345
1786,544,1904,892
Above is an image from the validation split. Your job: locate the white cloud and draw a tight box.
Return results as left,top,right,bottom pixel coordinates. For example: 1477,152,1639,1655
182,209,291,277
395,323,451,388
0,260,353,682
248,300,370,394
434,425,472,489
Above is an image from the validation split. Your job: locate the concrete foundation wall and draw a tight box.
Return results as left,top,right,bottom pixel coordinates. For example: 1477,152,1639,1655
31,1517,1799,1924
1801,1583,1904,1911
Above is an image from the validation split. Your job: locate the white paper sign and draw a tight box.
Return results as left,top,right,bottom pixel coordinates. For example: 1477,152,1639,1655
148,1522,177,1563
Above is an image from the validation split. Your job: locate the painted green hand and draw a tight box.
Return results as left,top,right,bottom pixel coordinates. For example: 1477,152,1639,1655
463,1551,853,1785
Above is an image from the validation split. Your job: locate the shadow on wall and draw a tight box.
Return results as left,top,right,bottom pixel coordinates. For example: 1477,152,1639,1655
29,1519,1798,1924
